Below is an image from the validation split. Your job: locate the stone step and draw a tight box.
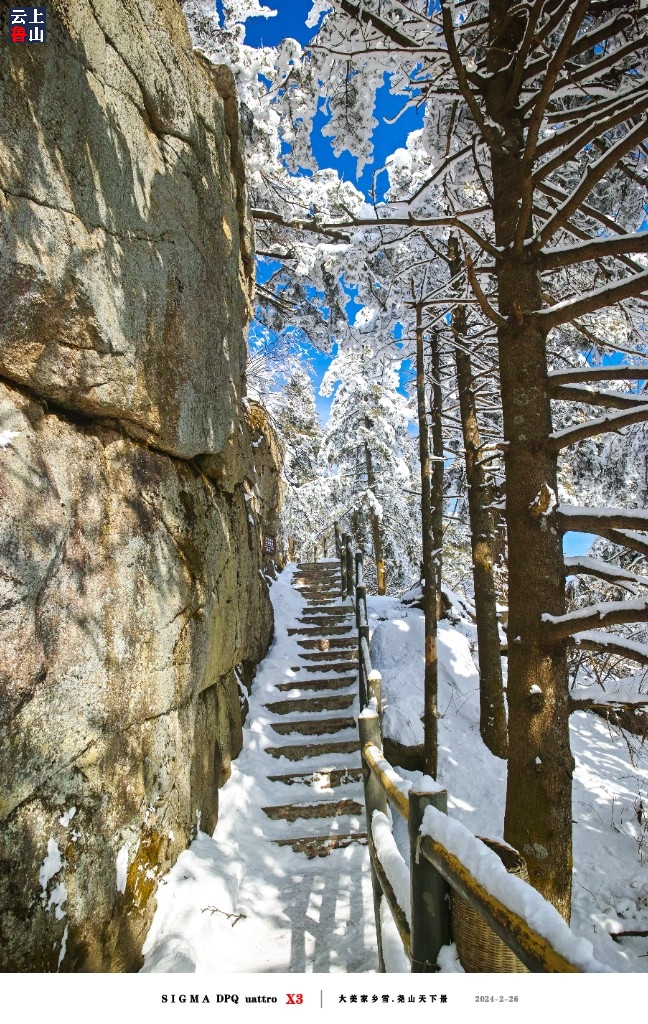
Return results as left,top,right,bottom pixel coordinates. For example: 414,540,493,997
294,585,340,592
299,612,351,625
299,649,358,662
271,715,356,737
287,625,353,638
265,693,355,715
265,738,360,760
294,579,340,586
294,579,340,587
294,565,341,573
273,832,367,858
291,662,358,674
301,606,350,617
267,766,364,788
262,798,363,822
305,600,348,608
275,675,356,693
296,638,357,652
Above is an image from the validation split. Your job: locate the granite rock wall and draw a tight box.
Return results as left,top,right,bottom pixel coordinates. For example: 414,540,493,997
0,0,277,971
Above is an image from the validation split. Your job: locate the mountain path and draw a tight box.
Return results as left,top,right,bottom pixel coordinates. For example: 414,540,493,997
260,560,368,858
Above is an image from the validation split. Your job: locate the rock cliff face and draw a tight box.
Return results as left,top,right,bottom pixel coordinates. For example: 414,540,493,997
0,1,278,971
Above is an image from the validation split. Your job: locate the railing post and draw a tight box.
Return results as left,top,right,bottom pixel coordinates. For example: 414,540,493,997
408,787,451,972
334,522,342,559
354,557,364,700
367,667,381,718
346,537,355,601
340,532,348,597
359,705,387,973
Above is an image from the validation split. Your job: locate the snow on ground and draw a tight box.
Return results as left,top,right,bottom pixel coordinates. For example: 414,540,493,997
368,597,648,973
142,566,648,974
142,566,378,974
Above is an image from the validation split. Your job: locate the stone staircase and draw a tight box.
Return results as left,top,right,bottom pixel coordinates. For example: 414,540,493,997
261,560,367,858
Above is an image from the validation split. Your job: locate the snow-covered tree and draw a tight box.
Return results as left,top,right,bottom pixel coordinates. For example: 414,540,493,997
321,334,420,593
180,0,648,918
273,367,331,559
282,0,648,920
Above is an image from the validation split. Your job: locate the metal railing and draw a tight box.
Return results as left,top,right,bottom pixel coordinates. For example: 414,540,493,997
331,525,592,975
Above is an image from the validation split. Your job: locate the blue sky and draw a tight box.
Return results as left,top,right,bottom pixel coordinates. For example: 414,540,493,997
244,0,423,424
240,0,596,557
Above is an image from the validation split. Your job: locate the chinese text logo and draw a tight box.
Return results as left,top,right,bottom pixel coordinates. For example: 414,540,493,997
9,7,46,44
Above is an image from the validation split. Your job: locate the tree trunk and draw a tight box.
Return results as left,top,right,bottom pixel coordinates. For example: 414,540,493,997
430,329,445,623
364,430,387,596
416,304,439,778
487,0,573,919
448,239,508,759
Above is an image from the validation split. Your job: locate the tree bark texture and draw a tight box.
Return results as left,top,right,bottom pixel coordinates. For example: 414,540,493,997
364,428,387,596
416,304,439,778
449,239,509,760
430,329,445,623
487,0,573,920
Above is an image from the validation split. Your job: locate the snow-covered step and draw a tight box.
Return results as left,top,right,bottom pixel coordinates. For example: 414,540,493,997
298,610,354,626
287,625,354,638
265,693,355,715
296,635,356,649
275,675,356,692
303,602,348,610
262,798,363,822
265,738,360,760
266,766,363,788
298,649,358,662
273,832,367,858
290,661,358,674
296,560,340,569
270,715,356,737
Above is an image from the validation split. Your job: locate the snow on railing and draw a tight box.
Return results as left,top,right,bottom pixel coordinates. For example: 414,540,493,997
331,524,602,973
334,523,382,710
358,721,601,973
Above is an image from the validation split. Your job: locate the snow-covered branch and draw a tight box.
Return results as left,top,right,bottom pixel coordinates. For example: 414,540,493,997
564,556,648,592
550,384,648,411
541,232,648,271
542,598,648,643
567,630,648,667
539,270,648,332
547,366,648,387
549,404,648,450
557,505,648,534
535,115,648,245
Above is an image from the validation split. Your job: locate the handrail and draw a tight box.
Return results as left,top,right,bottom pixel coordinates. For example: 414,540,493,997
360,723,592,973
334,523,381,710
367,829,411,958
416,834,580,974
330,523,590,974
363,742,409,820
